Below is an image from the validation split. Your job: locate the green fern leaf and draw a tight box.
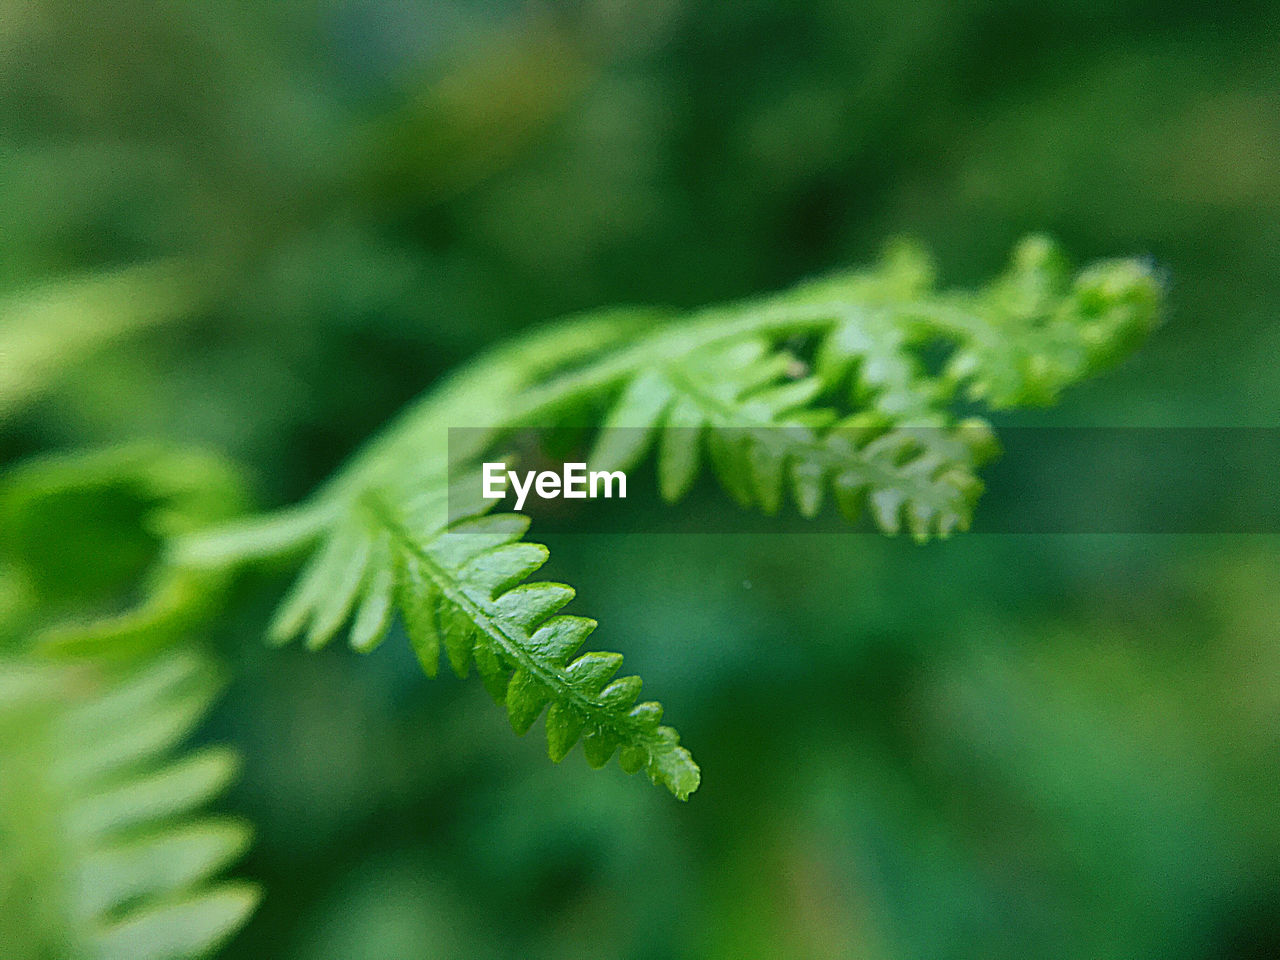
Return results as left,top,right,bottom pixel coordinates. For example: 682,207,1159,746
268,500,700,800
0,651,257,960
578,236,1155,539
584,336,995,539
74,236,1158,802
811,235,1160,410
0,445,251,660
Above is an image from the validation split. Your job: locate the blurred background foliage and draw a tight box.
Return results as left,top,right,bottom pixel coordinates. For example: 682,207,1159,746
2,0,1278,957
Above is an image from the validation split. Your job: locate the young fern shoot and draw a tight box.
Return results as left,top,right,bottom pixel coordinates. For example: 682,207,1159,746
6,236,1162,800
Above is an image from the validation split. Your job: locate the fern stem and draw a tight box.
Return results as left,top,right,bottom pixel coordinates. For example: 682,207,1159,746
173,502,334,570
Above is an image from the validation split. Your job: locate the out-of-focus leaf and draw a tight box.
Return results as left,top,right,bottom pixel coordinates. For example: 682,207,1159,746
0,651,256,960
0,261,207,419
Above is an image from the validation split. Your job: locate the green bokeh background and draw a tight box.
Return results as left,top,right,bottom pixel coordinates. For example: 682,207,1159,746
3,1,1278,957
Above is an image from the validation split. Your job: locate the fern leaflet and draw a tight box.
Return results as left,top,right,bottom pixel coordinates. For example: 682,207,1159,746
0,651,257,960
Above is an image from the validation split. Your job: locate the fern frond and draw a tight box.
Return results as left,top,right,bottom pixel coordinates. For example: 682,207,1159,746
586,335,999,539
0,261,206,419
268,496,699,799
0,651,257,960
83,236,1158,801
574,235,1158,538
0,445,251,660
810,236,1161,410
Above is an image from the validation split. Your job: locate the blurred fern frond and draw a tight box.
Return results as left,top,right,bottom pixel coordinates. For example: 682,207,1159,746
0,651,257,960
0,262,207,419
0,445,251,660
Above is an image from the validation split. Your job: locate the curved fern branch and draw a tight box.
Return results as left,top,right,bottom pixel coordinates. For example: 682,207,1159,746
9,237,1162,800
